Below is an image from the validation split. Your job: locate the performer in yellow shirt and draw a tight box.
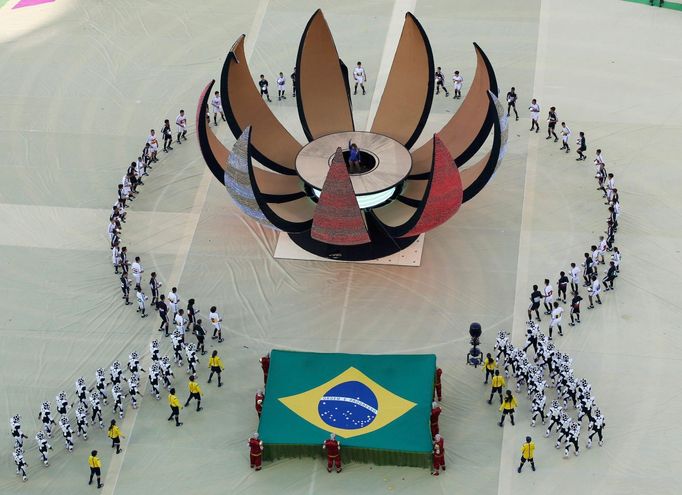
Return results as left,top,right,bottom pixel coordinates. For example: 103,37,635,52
207,350,224,387
483,353,497,384
517,436,536,473
184,375,203,412
488,370,505,404
498,390,518,427
88,449,103,488
167,388,183,427
107,420,123,454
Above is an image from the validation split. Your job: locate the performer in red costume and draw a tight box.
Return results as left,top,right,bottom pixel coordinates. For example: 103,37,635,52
248,432,263,471
430,401,442,437
255,390,264,419
322,433,342,473
434,367,443,402
260,353,270,385
432,443,445,475
432,433,446,474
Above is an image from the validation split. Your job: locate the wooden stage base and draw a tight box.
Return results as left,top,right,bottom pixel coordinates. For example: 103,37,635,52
274,233,425,266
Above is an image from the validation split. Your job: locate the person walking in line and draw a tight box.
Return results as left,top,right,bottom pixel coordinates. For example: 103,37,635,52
146,130,159,163
175,110,187,144
488,370,505,404
167,388,183,427
209,306,224,343
542,279,554,316
597,235,608,265
560,122,571,153
35,431,51,466
546,106,558,141
10,415,28,449
587,275,602,309
353,62,367,95
210,91,226,125
483,353,496,384
586,408,606,448
157,294,169,336
435,67,449,97
506,87,519,120
452,70,464,99
612,247,621,273
576,131,587,161
568,292,583,326
549,301,564,339
528,284,543,322
258,75,272,102
168,287,180,320
187,298,199,333
499,390,518,427
603,261,618,291
120,273,131,306
529,99,540,133
13,447,28,482
569,262,581,295
89,393,105,429
517,436,536,473
207,350,224,387
184,375,203,412
107,420,123,454
582,252,595,287
162,119,173,152
135,287,148,318
557,271,569,303
88,450,103,488
38,401,57,438
119,246,129,276
194,319,206,355
149,272,162,308
276,72,287,101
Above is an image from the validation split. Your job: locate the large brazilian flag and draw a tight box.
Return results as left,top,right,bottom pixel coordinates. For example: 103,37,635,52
259,350,436,468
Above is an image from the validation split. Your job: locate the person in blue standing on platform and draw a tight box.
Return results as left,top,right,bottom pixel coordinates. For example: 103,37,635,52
348,141,360,174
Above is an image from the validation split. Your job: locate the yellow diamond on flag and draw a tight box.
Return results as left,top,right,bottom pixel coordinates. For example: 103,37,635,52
279,367,416,439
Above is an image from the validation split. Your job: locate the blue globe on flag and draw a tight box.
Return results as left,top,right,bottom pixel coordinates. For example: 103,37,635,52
318,381,378,429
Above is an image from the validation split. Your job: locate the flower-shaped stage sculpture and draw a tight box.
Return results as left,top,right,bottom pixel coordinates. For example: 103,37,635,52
196,10,508,261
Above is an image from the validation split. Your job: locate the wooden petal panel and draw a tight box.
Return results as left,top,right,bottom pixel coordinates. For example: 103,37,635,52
410,43,498,175
296,10,354,141
196,79,229,183
220,35,302,175
370,13,434,149
459,91,504,203
247,146,314,233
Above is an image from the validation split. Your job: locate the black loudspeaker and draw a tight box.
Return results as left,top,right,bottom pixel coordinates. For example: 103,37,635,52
469,322,482,345
467,322,483,367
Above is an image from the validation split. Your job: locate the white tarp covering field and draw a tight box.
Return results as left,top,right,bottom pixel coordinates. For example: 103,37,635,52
0,1,681,494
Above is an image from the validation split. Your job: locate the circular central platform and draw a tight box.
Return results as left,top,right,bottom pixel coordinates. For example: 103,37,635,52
295,131,413,199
